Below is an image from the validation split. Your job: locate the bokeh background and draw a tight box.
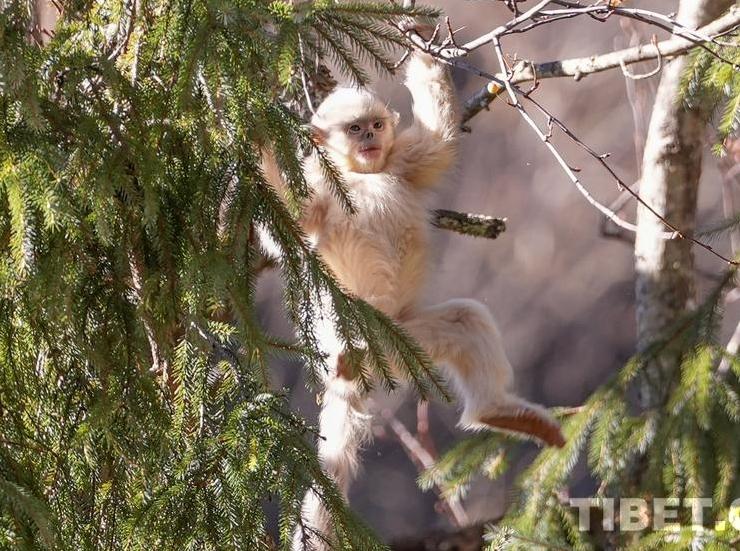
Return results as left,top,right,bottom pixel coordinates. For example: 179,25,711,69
258,0,739,542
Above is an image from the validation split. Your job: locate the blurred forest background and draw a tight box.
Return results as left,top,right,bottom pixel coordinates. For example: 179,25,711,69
256,0,740,542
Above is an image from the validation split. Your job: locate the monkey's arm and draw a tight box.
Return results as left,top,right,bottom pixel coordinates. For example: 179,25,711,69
259,147,329,237
394,51,459,187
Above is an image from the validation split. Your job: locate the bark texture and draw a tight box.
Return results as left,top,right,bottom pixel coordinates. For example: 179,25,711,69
634,0,734,407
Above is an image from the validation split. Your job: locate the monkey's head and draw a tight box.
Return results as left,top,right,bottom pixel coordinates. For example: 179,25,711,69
311,87,399,174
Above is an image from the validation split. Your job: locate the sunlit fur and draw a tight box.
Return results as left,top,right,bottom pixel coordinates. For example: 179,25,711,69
262,51,565,551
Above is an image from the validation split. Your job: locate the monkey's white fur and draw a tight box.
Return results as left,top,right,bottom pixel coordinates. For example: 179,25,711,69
262,51,564,551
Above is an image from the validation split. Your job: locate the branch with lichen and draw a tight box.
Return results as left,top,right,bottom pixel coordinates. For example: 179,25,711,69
432,209,507,239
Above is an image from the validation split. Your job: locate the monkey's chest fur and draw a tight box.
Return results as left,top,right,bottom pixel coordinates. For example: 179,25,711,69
312,172,429,318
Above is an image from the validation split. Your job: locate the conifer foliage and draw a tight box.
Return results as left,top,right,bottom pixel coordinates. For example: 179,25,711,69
682,33,740,156
0,0,439,548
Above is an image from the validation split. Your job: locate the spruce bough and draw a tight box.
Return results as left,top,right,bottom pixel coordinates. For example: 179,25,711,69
0,0,440,548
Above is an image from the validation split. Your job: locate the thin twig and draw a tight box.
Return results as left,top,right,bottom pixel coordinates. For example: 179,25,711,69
461,6,740,123
550,0,729,44
428,12,737,265
600,181,640,241
523,93,740,265
489,37,668,239
482,34,739,264
602,20,655,240
457,0,553,52
380,408,469,527
397,0,555,59
107,0,138,61
299,37,316,115
545,2,740,67
620,36,663,80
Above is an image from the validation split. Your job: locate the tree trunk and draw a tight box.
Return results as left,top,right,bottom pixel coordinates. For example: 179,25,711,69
634,0,734,408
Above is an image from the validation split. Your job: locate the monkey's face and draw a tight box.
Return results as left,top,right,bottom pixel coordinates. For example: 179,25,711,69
311,88,399,174
335,116,395,173
317,114,395,174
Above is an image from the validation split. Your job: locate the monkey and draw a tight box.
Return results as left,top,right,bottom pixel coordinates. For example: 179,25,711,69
260,25,565,551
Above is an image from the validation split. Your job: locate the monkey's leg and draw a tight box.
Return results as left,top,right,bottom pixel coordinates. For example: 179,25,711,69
293,355,372,551
400,299,565,448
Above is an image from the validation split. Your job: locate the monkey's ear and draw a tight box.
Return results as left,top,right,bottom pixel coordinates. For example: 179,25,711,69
390,110,400,127
306,124,327,145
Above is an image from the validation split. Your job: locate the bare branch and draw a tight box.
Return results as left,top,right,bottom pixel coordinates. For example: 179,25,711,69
523,93,739,265
489,36,671,239
398,0,552,59
461,6,740,123
471,30,738,265
380,408,469,527
619,36,663,80
457,0,553,53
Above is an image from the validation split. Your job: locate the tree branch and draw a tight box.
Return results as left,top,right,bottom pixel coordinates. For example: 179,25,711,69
379,408,469,528
432,209,507,239
462,6,740,123
487,36,666,240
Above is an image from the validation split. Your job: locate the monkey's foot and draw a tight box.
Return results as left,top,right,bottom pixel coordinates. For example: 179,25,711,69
479,409,566,448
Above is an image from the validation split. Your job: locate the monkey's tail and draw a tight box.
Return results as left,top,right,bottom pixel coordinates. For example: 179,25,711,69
293,377,371,551
473,396,565,448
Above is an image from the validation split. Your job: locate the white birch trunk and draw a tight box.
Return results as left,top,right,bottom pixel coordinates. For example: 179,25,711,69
634,0,734,407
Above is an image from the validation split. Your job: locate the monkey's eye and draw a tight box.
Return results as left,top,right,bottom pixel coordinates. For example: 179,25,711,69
348,124,362,134
373,120,384,130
